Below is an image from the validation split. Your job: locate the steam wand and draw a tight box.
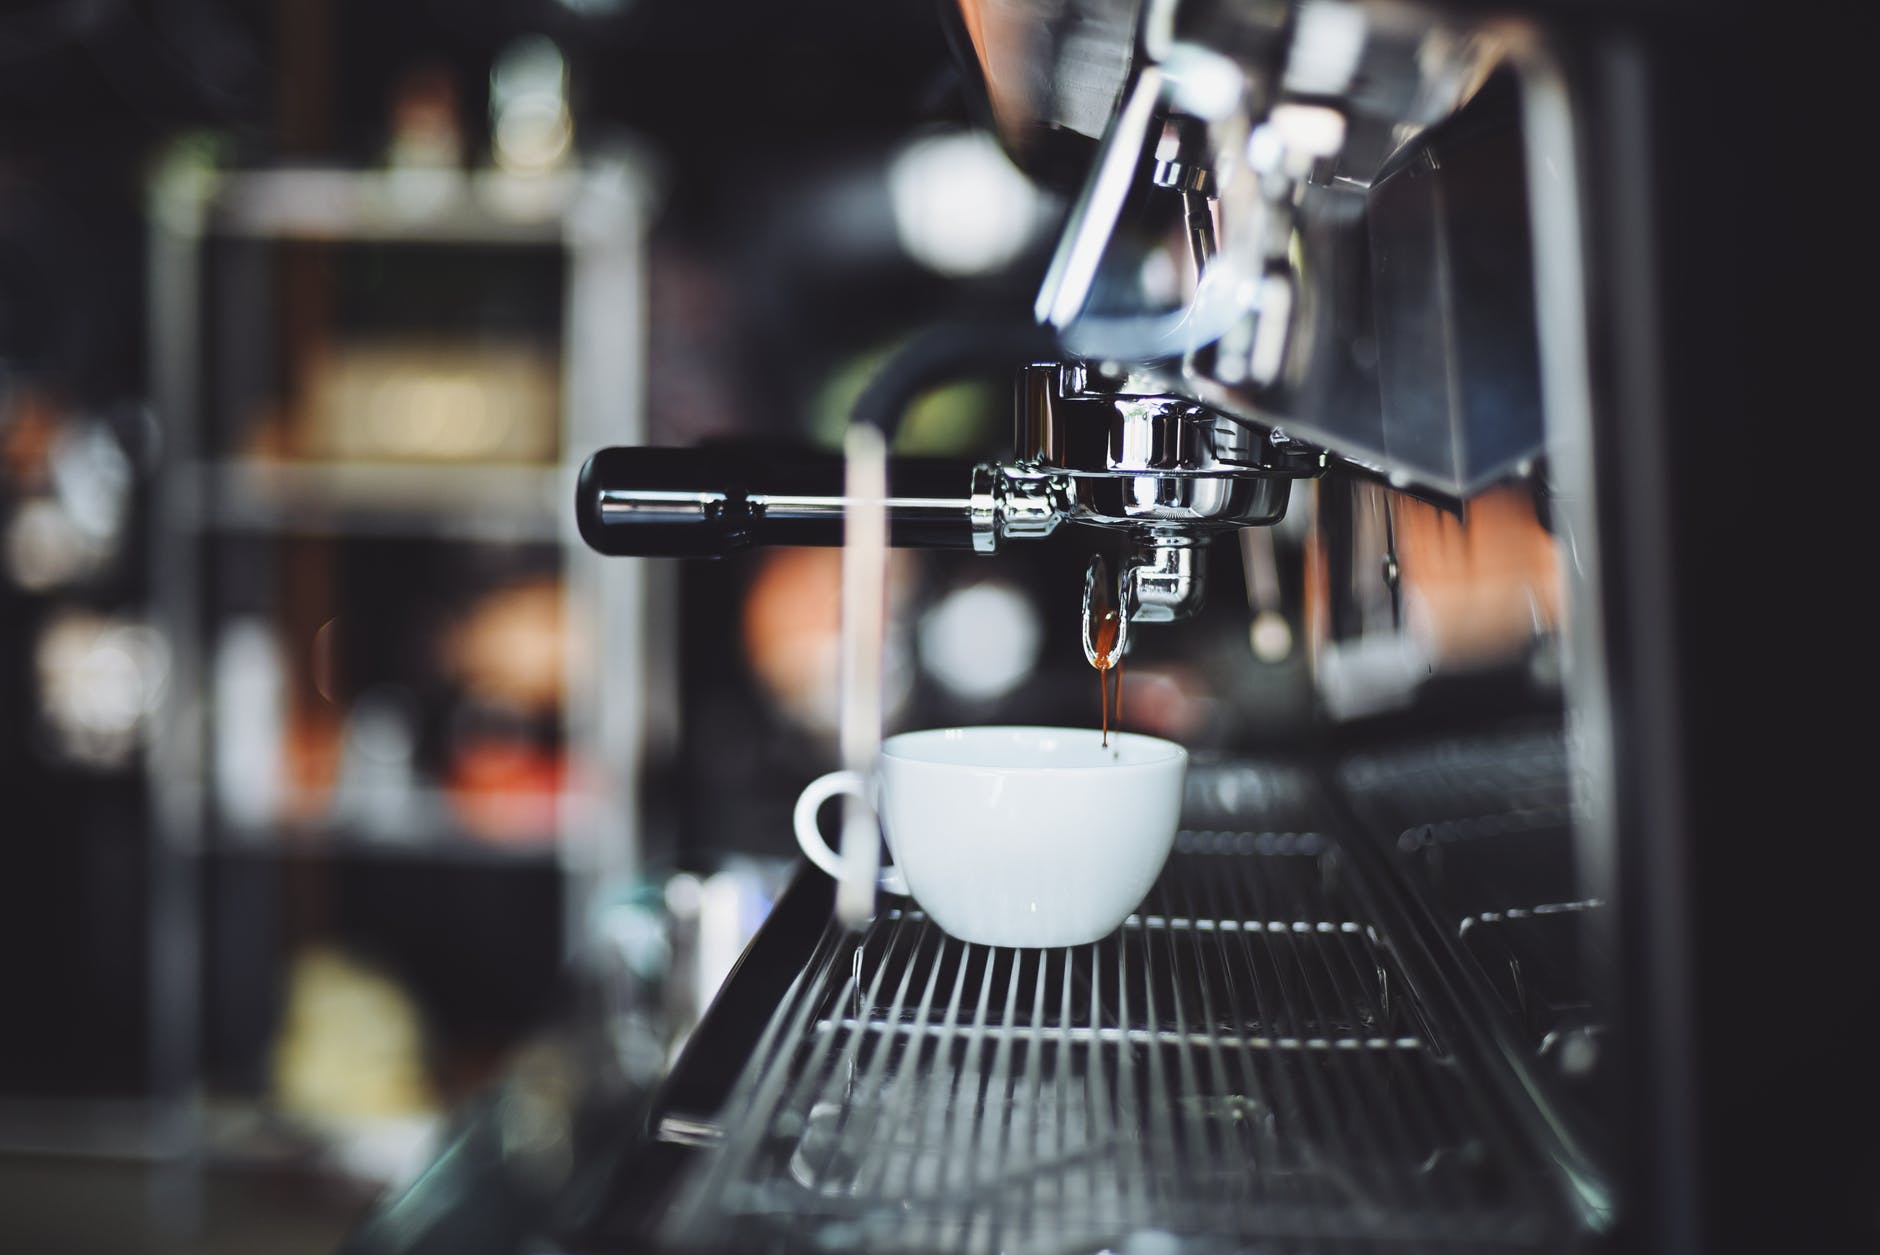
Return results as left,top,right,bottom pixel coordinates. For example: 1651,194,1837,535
835,424,887,929
829,320,1060,929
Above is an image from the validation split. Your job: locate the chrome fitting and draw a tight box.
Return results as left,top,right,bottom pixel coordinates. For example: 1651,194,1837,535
970,464,1071,554
1127,536,1208,623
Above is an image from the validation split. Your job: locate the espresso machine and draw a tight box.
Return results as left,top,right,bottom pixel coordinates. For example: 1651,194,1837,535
340,1,1864,1253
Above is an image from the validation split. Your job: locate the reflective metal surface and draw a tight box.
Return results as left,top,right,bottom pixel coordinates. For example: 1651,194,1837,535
1125,536,1206,622
1012,361,1323,577
1020,363,1287,476
970,465,1072,554
558,0,1812,1240
653,759,1583,1253
1338,726,1611,1177
1018,0,1552,499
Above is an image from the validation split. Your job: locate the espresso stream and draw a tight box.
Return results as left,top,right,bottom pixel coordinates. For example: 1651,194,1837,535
1089,585,1123,748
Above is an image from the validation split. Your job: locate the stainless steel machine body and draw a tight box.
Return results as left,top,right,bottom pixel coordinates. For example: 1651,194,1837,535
348,1,1853,1253
557,5,1672,1252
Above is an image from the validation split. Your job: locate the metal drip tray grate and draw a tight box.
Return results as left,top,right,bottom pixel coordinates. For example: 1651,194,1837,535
1338,727,1578,848
1338,729,1609,1049
657,830,1567,1253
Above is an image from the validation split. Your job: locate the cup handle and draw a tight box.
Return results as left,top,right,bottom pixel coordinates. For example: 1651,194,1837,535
793,770,908,895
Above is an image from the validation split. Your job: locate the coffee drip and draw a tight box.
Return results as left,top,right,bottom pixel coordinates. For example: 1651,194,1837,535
1082,554,1127,747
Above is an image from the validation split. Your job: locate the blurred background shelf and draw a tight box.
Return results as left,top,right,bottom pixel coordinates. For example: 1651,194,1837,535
129,145,666,1235
210,783,625,871
213,838,560,868
203,167,593,244
170,461,568,543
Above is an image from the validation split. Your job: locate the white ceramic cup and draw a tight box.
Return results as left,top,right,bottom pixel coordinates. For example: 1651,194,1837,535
793,726,1188,948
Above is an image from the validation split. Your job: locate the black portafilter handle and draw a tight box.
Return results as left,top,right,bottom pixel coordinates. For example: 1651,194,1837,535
575,445,982,557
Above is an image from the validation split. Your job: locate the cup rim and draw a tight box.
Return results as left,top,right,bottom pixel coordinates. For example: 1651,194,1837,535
879,725,1187,771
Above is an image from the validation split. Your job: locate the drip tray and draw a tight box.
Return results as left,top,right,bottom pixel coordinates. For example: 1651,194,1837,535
654,829,1577,1253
